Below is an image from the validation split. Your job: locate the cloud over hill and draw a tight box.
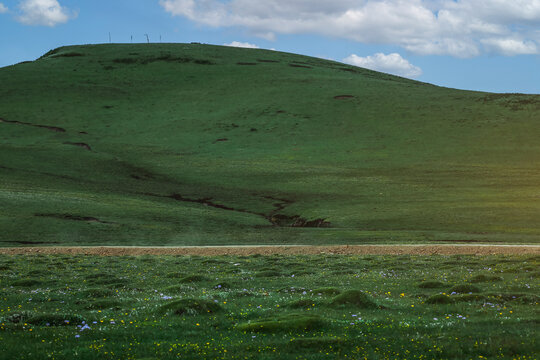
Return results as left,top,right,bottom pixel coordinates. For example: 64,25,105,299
16,0,76,27
224,41,260,49
344,53,422,78
160,0,540,57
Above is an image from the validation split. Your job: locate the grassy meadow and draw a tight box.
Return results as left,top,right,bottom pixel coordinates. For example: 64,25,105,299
1,44,540,245
1,43,539,359
0,254,538,359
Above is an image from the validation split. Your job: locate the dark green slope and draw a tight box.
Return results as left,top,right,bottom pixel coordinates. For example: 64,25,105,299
1,43,539,245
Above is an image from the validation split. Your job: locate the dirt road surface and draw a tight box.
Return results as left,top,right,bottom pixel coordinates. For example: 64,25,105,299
0,245,538,256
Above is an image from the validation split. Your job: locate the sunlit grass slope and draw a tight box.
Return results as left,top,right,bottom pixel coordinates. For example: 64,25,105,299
1,43,539,245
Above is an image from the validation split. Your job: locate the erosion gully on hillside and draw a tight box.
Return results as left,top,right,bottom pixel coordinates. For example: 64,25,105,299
1,114,329,229
0,117,92,151
30,191,329,230
156,193,330,228
0,117,66,133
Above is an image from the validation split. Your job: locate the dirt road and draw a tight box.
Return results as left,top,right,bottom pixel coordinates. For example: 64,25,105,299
0,244,538,256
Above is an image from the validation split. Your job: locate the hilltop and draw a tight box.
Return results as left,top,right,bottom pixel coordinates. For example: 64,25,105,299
1,43,539,246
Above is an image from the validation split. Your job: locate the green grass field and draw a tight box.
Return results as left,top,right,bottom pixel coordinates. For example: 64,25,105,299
1,43,540,245
1,254,538,359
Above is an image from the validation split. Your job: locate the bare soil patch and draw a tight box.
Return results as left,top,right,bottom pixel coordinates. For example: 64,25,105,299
0,245,538,256
0,117,66,132
289,63,312,69
63,142,92,151
34,213,110,224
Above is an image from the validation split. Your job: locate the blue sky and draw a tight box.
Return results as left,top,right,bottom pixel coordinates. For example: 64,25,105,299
1,0,539,94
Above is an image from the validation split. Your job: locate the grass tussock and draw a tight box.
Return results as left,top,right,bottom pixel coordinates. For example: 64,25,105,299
470,274,503,283
425,294,454,304
330,290,379,308
237,314,325,332
80,287,115,298
26,314,85,326
11,279,44,287
313,287,341,296
87,276,129,287
26,269,47,276
159,299,222,316
448,284,481,294
163,285,189,293
286,299,317,309
452,294,487,303
163,285,193,294
179,275,210,283
418,281,445,289
487,293,540,304
255,270,283,278
84,273,115,280
85,300,123,310
166,272,184,278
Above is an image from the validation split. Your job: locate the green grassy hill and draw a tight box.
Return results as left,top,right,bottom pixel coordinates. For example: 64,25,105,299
1,43,539,246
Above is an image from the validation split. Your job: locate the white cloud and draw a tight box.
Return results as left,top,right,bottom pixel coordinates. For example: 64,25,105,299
224,41,259,49
481,38,538,55
0,3,8,13
159,0,540,57
344,53,422,78
17,0,75,27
